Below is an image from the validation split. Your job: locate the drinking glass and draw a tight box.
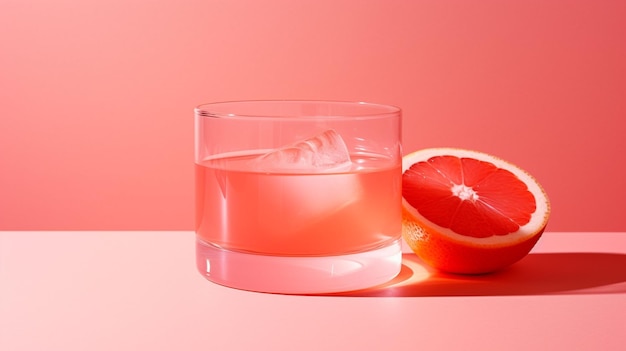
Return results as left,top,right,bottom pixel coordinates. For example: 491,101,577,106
194,100,402,294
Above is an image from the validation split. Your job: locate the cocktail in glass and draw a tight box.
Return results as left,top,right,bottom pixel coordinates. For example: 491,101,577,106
194,100,402,294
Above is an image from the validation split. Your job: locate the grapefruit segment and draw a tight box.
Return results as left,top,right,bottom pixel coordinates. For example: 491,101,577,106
402,148,550,274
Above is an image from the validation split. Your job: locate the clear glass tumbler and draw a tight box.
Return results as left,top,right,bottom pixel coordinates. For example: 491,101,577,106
194,100,402,294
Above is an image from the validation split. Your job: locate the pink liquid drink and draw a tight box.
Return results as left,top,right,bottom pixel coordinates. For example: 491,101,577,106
196,153,400,256
195,101,402,294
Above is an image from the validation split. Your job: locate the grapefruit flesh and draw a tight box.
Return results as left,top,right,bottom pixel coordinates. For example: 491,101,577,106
402,148,550,274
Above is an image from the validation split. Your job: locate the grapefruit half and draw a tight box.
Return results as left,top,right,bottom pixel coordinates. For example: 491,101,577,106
402,148,550,274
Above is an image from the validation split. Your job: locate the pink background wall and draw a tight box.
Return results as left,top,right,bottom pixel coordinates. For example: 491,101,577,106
1,0,625,231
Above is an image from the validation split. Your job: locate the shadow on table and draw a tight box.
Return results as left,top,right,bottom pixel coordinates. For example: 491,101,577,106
328,252,626,297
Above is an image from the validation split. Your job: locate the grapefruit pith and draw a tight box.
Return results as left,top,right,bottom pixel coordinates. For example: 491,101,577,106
401,148,550,274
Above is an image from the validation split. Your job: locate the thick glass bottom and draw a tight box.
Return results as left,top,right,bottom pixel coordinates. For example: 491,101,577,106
196,238,402,294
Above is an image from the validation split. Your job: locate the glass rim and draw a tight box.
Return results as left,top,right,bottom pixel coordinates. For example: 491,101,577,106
195,100,401,120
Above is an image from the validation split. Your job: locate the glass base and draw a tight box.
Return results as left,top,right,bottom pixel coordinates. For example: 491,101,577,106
196,238,402,294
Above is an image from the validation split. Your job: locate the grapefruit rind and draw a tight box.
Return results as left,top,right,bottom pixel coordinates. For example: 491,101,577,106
402,148,550,248
402,206,546,274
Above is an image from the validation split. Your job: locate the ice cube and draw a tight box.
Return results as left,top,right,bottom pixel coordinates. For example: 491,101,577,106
252,129,352,173
256,168,363,237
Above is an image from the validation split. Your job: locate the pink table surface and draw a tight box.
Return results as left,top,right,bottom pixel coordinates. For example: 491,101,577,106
1,231,625,351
